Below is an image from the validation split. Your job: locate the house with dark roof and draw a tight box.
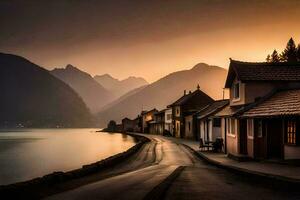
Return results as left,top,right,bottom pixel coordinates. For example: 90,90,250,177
148,108,173,135
216,59,300,160
197,99,229,151
140,109,158,133
168,85,214,138
122,117,139,132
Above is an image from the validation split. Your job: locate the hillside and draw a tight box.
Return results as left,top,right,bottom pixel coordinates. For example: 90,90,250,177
94,74,148,98
51,65,114,113
97,63,227,126
0,53,93,128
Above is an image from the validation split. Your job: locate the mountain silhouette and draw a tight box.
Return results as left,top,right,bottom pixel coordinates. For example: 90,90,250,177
51,65,114,113
97,63,227,126
94,74,148,98
0,53,93,128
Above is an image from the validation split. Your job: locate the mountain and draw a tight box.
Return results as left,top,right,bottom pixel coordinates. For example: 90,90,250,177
94,74,148,97
99,85,148,112
97,63,227,126
0,53,93,128
51,65,114,113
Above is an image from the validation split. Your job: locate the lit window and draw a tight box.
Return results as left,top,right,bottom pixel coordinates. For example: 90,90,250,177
287,121,296,145
233,82,240,99
247,119,254,138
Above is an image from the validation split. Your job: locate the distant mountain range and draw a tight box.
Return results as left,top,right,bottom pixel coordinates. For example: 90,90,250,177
0,52,227,128
51,65,114,113
0,53,93,128
94,74,148,98
97,63,227,126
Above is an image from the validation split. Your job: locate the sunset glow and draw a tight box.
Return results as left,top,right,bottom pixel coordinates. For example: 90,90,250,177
1,0,300,82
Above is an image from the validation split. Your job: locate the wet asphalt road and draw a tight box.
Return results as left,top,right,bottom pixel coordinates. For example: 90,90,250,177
45,134,300,200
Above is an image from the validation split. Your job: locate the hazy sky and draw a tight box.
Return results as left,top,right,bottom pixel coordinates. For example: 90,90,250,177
1,0,300,82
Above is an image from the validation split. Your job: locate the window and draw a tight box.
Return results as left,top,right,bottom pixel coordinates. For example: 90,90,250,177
257,120,263,137
226,118,235,135
213,118,221,127
188,122,191,131
176,107,180,116
286,120,296,145
233,82,240,99
247,119,254,138
167,114,172,120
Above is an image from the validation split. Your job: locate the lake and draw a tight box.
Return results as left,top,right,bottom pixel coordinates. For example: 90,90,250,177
0,129,137,185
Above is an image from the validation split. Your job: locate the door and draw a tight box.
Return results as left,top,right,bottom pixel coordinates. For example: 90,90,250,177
239,119,248,155
267,119,283,159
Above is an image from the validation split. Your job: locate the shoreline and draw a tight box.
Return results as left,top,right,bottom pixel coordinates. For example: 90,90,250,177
0,132,150,199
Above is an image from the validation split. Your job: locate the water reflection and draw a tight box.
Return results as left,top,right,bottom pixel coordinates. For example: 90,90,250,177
0,129,136,185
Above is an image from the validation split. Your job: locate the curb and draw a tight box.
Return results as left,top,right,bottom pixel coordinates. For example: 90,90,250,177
181,143,300,187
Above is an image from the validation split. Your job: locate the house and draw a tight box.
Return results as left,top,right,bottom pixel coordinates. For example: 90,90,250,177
133,115,142,133
122,117,136,132
149,110,165,135
149,108,173,135
168,85,214,138
218,59,300,160
141,109,158,133
164,108,173,135
197,99,229,149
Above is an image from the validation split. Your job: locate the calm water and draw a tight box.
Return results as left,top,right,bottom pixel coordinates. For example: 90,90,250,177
0,129,136,185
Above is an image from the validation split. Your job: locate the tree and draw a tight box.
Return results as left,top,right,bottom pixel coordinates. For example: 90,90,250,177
270,50,280,63
107,120,117,132
297,44,300,62
266,54,271,62
280,37,297,62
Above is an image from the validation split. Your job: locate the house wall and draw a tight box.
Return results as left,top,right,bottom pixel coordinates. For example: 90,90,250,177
199,120,205,140
284,145,300,159
247,138,254,158
185,115,194,139
246,119,254,158
165,109,173,134
212,126,221,141
245,82,275,104
226,118,239,155
165,109,172,124
230,80,300,107
230,78,246,106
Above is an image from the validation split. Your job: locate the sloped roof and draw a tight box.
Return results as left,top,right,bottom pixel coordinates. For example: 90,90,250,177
225,60,300,88
241,89,300,117
197,100,229,119
141,108,158,115
168,89,213,107
214,104,245,117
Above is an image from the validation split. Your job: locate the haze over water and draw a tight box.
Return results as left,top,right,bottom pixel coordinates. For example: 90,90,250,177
0,129,136,185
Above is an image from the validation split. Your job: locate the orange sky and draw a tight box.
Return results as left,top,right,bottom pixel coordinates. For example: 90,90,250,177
1,0,300,82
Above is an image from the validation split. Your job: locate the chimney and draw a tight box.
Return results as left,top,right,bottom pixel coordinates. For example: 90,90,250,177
184,90,186,95
197,84,200,90
189,90,192,94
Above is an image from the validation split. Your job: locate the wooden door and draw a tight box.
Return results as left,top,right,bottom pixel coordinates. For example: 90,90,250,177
267,119,283,159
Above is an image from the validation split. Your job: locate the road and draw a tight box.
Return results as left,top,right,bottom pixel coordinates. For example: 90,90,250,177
46,134,300,200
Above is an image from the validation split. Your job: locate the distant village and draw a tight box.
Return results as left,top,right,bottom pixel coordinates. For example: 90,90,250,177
105,38,300,161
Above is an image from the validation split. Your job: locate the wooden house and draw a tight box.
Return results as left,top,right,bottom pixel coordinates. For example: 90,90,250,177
149,108,173,135
168,85,214,138
197,99,229,150
218,60,300,160
140,109,158,133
